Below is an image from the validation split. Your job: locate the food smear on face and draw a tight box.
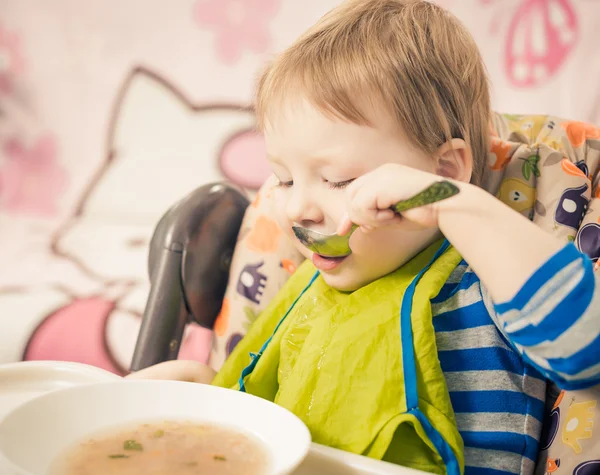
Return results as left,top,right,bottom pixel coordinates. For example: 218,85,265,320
49,420,270,475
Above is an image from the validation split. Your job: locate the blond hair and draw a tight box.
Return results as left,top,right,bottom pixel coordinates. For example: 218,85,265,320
256,0,491,185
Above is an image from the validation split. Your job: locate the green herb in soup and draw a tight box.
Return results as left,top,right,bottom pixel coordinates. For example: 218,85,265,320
49,420,269,475
123,439,143,451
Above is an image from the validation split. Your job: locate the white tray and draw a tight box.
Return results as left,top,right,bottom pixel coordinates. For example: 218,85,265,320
0,361,120,421
0,361,417,475
295,444,422,474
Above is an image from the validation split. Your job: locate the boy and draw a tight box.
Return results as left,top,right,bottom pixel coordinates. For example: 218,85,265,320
130,1,600,473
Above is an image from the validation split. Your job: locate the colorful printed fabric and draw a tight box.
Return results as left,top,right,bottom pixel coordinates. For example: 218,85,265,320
487,115,600,473
535,387,600,475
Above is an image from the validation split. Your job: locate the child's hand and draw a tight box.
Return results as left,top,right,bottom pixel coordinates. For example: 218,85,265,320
126,360,216,384
337,163,459,235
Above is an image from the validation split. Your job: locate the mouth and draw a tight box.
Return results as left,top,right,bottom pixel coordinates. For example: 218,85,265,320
311,253,348,271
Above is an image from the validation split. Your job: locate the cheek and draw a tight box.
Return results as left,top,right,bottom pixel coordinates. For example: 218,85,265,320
274,200,313,259
350,228,394,256
274,203,289,229
272,189,290,225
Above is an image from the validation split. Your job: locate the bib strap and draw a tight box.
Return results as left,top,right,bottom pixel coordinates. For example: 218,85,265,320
238,270,320,392
400,239,460,475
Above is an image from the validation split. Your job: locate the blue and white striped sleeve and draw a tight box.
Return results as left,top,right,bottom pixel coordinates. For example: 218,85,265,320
490,242,600,390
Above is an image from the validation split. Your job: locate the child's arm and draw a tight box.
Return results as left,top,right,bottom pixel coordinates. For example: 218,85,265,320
340,164,563,303
125,360,216,383
342,163,600,389
483,245,600,390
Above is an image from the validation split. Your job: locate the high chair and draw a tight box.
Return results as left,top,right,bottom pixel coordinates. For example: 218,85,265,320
130,113,600,473
130,182,249,370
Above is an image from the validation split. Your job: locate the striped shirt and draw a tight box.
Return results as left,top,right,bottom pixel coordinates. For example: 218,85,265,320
432,243,600,475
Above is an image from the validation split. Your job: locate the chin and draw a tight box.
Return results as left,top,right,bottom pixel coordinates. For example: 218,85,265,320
319,270,369,292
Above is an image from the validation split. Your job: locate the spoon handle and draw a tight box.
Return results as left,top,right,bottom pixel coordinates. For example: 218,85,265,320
392,180,460,214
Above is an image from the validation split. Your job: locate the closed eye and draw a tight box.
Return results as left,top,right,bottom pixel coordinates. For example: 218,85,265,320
327,179,355,190
276,180,293,188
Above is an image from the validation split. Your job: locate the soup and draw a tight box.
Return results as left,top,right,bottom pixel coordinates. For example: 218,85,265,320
49,420,270,475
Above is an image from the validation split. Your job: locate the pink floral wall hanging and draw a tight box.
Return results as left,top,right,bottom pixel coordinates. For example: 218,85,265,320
194,0,281,64
0,21,25,95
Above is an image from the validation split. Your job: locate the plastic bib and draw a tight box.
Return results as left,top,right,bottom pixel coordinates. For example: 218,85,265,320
213,240,464,475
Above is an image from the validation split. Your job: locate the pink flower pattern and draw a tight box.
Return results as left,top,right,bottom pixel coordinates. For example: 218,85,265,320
0,22,25,95
194,0,280,64
0,134,68,216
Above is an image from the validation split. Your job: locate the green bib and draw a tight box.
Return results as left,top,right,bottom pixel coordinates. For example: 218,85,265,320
213,240,464,475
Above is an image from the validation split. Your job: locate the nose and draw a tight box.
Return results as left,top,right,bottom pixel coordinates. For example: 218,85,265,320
286,184,323,226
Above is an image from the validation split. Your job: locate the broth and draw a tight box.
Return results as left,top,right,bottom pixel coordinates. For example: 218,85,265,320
49,420,270,475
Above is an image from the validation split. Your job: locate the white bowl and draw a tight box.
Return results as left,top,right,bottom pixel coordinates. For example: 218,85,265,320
0,380,311,475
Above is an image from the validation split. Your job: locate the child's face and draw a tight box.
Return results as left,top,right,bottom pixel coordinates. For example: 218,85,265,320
265,100,441,291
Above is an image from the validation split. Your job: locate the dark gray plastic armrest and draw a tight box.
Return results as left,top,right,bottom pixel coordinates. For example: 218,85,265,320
130,182,249,372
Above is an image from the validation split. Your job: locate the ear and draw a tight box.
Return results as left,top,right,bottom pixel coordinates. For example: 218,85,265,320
434,139,473,183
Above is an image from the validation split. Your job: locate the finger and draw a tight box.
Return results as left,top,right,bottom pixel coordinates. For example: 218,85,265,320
348,185,381,227
376,209,395,221
399,205,439,228
336,212,354,236
345,173,369,200
357,211,396,232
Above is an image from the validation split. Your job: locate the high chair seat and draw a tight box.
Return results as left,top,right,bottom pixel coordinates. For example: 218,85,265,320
132,112,600,473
